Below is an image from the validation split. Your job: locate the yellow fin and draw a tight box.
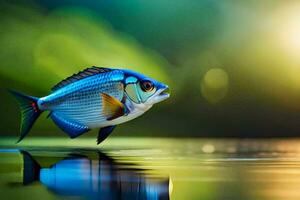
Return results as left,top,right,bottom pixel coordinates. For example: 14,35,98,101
101,93,125,121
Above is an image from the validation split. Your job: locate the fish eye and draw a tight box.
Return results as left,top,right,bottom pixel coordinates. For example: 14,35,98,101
140,80,154,92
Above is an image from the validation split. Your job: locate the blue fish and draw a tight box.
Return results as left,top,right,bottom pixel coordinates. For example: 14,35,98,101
10,66,170,144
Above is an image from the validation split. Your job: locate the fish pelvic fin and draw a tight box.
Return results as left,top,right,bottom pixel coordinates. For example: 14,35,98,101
9,90,42,143
101,93,126,121
97,126,116,145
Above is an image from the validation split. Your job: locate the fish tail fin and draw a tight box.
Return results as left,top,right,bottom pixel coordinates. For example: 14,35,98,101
21,150,41,184
9,90,43,143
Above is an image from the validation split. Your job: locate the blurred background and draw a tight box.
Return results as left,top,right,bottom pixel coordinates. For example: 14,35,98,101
1,0,300,138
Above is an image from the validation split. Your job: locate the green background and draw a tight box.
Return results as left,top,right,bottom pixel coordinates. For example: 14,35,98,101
1,0,300,138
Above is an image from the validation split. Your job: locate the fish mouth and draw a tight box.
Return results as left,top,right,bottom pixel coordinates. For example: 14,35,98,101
158,87,170,99
153,86,170,103
146,85,170,105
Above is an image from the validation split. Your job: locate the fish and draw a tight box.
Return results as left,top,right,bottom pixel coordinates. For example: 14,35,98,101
16,150,170,199
10,66,170,144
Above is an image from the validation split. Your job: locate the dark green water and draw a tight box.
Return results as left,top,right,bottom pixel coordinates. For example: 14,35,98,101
1,137,300,200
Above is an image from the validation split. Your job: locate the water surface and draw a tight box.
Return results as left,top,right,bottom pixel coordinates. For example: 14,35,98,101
1,137,300,200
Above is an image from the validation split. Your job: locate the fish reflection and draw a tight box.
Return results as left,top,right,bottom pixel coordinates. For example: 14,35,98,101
19,150,170,200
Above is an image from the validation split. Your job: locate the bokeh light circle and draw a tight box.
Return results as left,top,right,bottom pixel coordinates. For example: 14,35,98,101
201,68,229,103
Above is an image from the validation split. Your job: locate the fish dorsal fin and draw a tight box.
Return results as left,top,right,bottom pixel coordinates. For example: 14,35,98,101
51,66,112,91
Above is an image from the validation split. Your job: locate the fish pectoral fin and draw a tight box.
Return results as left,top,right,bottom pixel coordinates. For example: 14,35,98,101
101,93,125,121
97,126,116,145
50,112,90,138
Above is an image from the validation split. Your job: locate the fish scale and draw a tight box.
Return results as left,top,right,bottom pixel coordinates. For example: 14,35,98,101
44,72,124,127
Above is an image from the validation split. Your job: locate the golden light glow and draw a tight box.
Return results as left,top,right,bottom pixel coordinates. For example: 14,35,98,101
202,144,215,153
169,177,173,196
275,4,300,59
